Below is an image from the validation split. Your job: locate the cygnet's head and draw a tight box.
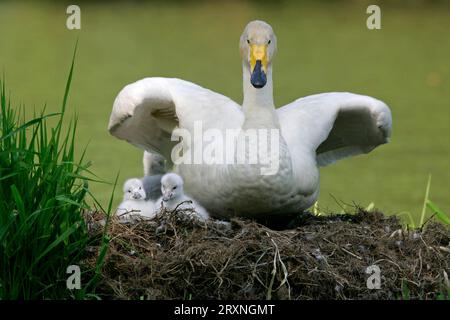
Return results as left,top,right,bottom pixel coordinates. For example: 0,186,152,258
161,173,184,202
123,178,146,201
239,20,277,89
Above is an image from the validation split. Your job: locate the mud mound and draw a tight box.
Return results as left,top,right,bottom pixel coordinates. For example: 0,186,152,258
84,209,450,300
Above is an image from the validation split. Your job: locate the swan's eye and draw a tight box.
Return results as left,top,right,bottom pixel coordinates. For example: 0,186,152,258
128,190,131,193
246,39,250,44
268,39,271,44
173,186,177,190
139,187,141,190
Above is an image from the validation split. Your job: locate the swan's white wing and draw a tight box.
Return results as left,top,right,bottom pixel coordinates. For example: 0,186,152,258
277,92,392,167
108,77,244,162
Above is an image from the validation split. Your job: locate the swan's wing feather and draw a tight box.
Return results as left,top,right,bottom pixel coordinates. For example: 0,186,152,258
277,92,392,167
108,77,243,162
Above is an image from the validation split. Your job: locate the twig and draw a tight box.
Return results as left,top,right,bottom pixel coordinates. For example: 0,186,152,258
265,232,291,300
417,249,423,279
271,238,291,298
420,212,437,232
170,200,193,213
374,257,402,270
439,246,450,254
266,238,277,300
322,238,362,260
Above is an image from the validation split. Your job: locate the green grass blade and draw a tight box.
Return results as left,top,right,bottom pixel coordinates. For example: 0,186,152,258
62,41,77,115
10,185,25,214
0,113,60,141
426,200,450,226
29,223,81,271
420,174,431,226
397,211,416,228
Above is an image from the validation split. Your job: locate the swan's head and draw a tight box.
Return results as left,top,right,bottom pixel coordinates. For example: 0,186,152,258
240,20,277,89
161,173,184,202
123,178,146,201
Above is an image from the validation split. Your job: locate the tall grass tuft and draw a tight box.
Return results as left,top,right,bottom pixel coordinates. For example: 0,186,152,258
0,51,105,299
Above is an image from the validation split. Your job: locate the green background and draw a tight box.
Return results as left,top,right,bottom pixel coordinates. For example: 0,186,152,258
1,0,449,221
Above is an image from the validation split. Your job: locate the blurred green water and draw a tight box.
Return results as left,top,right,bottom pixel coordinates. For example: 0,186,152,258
1,1,449,221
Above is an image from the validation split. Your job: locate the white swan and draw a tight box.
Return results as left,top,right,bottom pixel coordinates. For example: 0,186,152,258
108,20,392,222
116,178,156,220
156,173,210,221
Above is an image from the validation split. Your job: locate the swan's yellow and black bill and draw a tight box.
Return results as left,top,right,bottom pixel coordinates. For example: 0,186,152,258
250,44,268,88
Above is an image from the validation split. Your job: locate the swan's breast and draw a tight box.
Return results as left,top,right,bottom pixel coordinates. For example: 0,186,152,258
177,135,320,217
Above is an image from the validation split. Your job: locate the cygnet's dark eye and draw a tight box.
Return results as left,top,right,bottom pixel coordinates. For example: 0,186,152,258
247,39,250,44
139,187,142,190
128,190,131,193
268,39,271,44
173,186,177,190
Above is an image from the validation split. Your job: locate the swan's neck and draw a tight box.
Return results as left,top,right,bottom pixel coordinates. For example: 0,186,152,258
242,64,278,128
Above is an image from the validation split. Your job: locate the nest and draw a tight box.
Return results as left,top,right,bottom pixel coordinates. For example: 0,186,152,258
84,208,450,300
